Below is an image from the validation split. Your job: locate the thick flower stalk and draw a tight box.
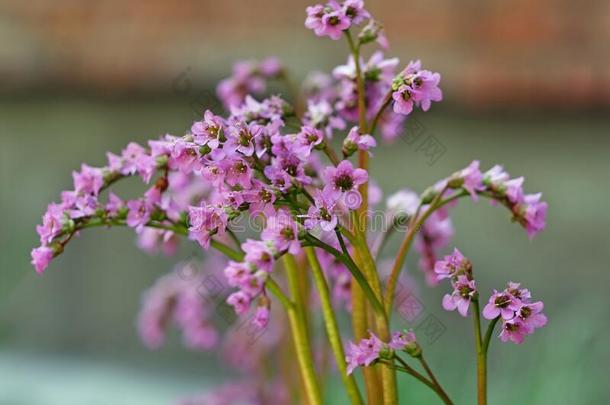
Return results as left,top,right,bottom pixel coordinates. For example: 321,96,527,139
31,1,548,404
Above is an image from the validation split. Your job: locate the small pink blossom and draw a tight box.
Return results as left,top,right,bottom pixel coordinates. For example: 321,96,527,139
482,290,521,320
31,246,54,274
345,332,384,375
227,291,252,315
72,164,104,196
442,275,476,317
323,160,368,209
388,330,416,351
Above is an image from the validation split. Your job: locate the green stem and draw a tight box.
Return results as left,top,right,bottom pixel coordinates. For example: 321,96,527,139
472,299,486,405
282,255,322,405
323,142,340,166
418,356,453,405
305,248,363,405
482,316,500,354
392,357,453,405
304,234,386,321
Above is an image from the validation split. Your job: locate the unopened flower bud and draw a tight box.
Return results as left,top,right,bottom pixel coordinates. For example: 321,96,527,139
404,341,422,358
420,187,438,204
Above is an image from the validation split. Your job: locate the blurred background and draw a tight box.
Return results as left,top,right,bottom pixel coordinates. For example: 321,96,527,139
1,0,609,404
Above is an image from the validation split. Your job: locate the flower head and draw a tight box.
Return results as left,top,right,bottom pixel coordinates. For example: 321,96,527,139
442,275,477,317
345,332,384,375
31,246,54,274
323,160,368,209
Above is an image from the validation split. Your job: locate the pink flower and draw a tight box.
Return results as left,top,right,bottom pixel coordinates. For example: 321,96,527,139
253,305,270,329
392,85,415,115
343,126,376,155
345,332,384,375
304,190,339,232
261,209,301,254
306,3,351,40
410,70,443,111
72,164,104,196
295,126,324,157
188,204,228,249
342,0,370,25
499,318,528,344
121,142,157,183
517,301,547,333
392,61,443,114
442,275,477,317
224,261,253,289
323,160,368,209
416,209,454,285
434,248,470,282
225,122,263,156
191,110,223,149
36,204,65,244
521,193,548,239
458,160,484,200
242,239,276,273
126,199,152,233
388,330,416,350
227,291,252,315
106,192,123,216
303,100,346,139
31,246,54,274
167,139,200,174
482,290,521,320
224,157,253,188
505,177,524,204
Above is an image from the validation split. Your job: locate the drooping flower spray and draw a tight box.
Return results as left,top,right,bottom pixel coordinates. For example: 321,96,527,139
32,1,547,404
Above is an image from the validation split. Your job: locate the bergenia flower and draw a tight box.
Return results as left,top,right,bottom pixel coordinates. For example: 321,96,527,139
191,110,224,149
442,275,477,317
434,248,470,282
345,332,384,375
323,160,368,209
516,301,547,334
31,246,54,275
342,0,370,24
499,318,528,344
482,290,522,320
242,239,276,273
388,330,416,351
72,164,104,196
343,126,376,156
261,209,301,254
392,84,416,115
521,193,548,239
227,291,252,315
304,190,339,231
188,204,228,249
458,160,484,200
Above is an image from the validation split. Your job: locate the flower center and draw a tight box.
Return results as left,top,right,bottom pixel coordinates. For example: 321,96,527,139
280,226,295,240
335,174,354,191
494,294,511,308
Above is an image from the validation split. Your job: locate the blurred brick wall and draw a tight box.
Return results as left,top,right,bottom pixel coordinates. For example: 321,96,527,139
1,0,608,107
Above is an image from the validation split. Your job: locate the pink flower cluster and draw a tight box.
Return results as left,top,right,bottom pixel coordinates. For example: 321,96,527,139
217,57,284,109
413,160,548,284
346,330,417,375
137,258,225,350
483,282,547,344
306,0,370,40
391,60,443,116
435,250,547,344
435,249,476,317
